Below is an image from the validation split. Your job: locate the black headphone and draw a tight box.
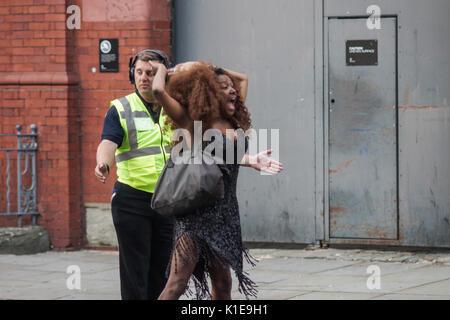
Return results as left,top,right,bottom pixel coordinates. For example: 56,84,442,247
128,49,170,84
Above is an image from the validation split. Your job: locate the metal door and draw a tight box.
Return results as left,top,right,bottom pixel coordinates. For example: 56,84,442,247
173,0,317,243
328,17,398,239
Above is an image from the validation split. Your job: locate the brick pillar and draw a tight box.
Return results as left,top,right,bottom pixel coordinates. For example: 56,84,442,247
0,0,84,249
0,0,172,249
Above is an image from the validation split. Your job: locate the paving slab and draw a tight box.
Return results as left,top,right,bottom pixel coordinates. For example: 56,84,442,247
372,293,450,300
379,265,450,292
245,270,291,285
245,289,304,300
1,248,449,300
0,253,62,266
263,264,450,294
289,291,380,300
57,293,121,300
0,269,58,282
249,256,358,274
266,273,370,292
393,278,450,296
81,268,121,282
317,261,429,276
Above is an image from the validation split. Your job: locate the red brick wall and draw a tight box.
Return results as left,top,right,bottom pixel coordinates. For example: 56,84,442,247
75,0,171,204
0,0,172,249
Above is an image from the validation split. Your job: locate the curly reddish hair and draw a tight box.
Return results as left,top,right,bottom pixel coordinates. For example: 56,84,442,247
163,62,252,134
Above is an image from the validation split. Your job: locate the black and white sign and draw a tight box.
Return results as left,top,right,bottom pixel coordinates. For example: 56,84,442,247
346,40,378,66
99,39,119,72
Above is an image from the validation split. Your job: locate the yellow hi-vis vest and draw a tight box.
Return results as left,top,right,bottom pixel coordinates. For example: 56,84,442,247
111,92,171,193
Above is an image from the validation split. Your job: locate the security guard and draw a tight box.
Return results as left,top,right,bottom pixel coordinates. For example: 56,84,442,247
94,49,173,300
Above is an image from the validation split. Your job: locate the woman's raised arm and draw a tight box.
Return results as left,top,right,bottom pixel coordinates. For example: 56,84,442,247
219,67,248,102
150,61,191,130
169,62,249,103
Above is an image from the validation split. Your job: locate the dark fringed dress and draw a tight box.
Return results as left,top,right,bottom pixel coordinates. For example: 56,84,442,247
168,134,258,300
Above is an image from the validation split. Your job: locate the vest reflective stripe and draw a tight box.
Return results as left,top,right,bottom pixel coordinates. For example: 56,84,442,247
117,96,139,152
116,145,171,163
112,92,172,193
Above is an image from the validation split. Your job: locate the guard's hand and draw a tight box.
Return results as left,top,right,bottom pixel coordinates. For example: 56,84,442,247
94,162,109,183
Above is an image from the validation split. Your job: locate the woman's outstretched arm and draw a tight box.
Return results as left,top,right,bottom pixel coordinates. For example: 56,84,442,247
241,150,283,175
149,60,192,130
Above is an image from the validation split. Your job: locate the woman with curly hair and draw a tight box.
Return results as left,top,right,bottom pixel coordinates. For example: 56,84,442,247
150,60,283,300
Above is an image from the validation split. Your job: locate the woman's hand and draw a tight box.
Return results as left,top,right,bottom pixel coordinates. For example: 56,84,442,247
168,61,201,75
244,150,283,174
217,67,248,102
148,60,167,95
148,60,167,75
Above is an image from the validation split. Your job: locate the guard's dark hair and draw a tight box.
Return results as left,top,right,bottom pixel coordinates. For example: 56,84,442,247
128,49,169,84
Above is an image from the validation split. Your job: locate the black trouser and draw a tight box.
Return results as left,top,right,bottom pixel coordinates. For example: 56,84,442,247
111,181,174,300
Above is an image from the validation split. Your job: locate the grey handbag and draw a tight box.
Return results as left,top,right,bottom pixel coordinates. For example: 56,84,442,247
150,151,225,217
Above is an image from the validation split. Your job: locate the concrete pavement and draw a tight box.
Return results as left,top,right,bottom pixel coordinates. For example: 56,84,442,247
1,247,449,300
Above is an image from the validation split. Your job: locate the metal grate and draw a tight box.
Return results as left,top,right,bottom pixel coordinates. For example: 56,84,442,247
0,124,39,227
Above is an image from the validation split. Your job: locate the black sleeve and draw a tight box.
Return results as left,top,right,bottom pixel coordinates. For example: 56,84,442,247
101,106,124,148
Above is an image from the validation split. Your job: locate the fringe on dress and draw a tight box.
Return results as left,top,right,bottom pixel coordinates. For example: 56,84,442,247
168,232,258,300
